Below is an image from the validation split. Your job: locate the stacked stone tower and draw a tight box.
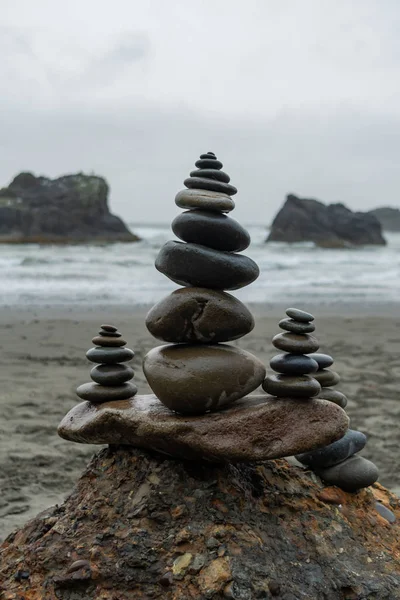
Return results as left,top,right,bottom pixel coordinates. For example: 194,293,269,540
144,151,266,414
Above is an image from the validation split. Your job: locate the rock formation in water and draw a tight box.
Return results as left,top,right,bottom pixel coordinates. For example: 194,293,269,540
267,194,386,247
0,172,139,243
368,206,400,231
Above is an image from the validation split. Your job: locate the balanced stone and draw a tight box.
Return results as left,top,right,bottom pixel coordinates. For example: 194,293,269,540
314,455,379,492
375,502,396,524
58,394,349,463
146,287,254,343
200,152,216,158
155,241,259,290
143,344,266,415
195,157,223,169
279,318,315,334
171,210,250,252
90,364,134,386
76,382,137,403
270,353,319,375
318,388,348,408
184,176,237,197
91,335,127,347
286,308,314,322
296,429,366,469
308,353,334,369
100,324,118,332
98,330,121,338
189,169,230,183
262,374,321,398
272,332,319,354
86,347,134,364
175,189,234,213
313,369,341,387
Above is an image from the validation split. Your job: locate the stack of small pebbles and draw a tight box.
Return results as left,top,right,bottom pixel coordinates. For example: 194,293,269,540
263,308,321,399
76,325,137,404
309,353,348,408
143,152,266,415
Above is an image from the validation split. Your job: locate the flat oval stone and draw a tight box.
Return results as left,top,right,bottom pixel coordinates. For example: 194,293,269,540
90,364,134,386
296,429,366,468
98,330,121,338
375,502,396,523
286,308,314,322
272,333,319,354
175,189,234,213
262,374,321,398
184,177,237,197
314,455,379,492
318,388,348,408
313,369,340,387
200,152,216,159
308,353,334,369
86,347,134,364
101,324,118,332
76,382,137,403
91,336,127,347
155,241,259,290
270,354,319,375
171,210,250,252
195,158,223,170
143,344,266,415
279,318,315,334
189,169,230,183
146,287,254,343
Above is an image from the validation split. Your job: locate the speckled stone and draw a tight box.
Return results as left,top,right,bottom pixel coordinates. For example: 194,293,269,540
318,388,348,408
279,318,315,334
314,455,379,492
76,382,137,403
100,324,118,332
195,157,223,170
171,210,250,252
272,333,319,354
90,364,134,386
146,287,254,343
313,369,341,387
296,429,366,469
184,176,237,197
143,344,266,415
86,347,134,364
286,308,314,322
155,241,259,290
308,353,334,369
375,502,396,523
175,189,235,213
262,374,321,398
91,335,127,347
189,169,230,183
270,353,319,375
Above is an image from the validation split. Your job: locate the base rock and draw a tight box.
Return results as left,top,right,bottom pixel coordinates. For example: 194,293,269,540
1,447,399,599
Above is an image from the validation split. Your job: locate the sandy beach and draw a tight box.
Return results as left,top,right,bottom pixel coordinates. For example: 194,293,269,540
1,303,399,541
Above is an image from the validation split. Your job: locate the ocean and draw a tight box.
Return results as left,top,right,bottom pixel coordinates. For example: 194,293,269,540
1,224,399,310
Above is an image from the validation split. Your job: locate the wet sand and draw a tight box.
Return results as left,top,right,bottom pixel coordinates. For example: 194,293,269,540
0,304,399,541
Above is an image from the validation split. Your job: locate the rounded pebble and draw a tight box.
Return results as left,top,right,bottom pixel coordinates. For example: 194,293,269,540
318,388,348,408
262,374,321,398
189,168,230,183
314,455,379,492
90,364,134,386
100,324,118,332
200,152,216,159
272,333,319,354
91,336,127,347
175,189,234,213
184,176,237,197
313,369,340,387
279,318,315,334
296,429,367,468
98,330,121,338
308,353,334,369
195,158,223,170
285,308,314,322
270,353,319,375
86,346,134,364
375,502,396,523
172,210,250,252
76,381,137,403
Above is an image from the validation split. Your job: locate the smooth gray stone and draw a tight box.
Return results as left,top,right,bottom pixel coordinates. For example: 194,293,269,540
189,169,230,183
308,353,334,369
195,158,223,170
286,308,314,322
262,374,321,398
76,382,137,403
175,189,234,213
100,324,118,332
184,176,237,197
200,152,216,159
375,502,396,523
270,353,319,375
172,210,250,252
296,429,366,468
155,241,259,290
98,330,121,338
90,364,134,386
318,388,348,408
314,456,379,492
279,318,315,334
272,333,319,354
86,346,134,364
313,369,340,387
91,335,127,347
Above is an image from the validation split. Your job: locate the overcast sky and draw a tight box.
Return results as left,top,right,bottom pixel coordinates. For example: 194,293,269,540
1,0,400,224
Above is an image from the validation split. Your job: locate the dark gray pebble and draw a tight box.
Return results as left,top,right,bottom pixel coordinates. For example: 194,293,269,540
90,364,134,386
318,388,348,408
308,353,334,369
263,374,321,398
313,369,340,387
172,210,250,252
91,335,127,347
100,324,118,332
279,318,315,334
184,176,237,197
190,168,230,183
270,353,319,375
314,455,379,492
98,330,121,338
195,157,223,170
86,346,134,364
272,332,319,354
296,429,367,469
76,381,137,402
285,308,314,322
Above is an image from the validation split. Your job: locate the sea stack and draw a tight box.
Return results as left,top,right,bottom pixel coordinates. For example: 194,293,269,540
309,352,348,408
144,152,266,414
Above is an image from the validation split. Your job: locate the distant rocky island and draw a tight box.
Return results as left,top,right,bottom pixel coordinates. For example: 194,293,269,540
267,194,386,247
0,172,139,243
368,207,400,232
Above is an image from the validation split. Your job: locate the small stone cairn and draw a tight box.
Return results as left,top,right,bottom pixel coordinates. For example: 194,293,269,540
76,324,137,404
144,151,266,414
309,352,348,408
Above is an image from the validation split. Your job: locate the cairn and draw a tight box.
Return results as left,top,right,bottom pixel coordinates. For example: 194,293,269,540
309,352,348,408
144,151,266,414
76,324,137,403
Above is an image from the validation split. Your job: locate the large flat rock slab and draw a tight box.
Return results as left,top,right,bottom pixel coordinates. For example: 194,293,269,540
58,394,349,462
